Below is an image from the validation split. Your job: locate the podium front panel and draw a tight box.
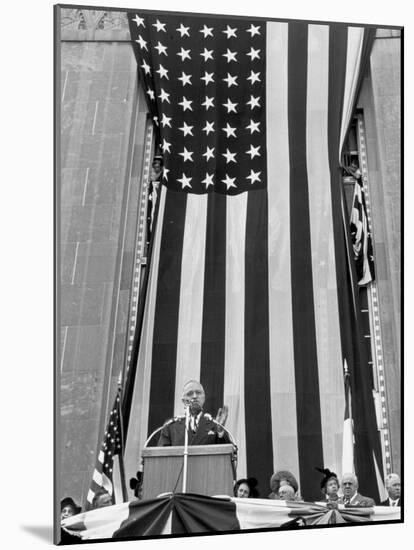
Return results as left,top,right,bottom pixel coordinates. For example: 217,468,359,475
141,444,235,499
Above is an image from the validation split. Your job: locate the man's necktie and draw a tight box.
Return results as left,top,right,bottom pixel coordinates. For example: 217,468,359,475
190,416,198,433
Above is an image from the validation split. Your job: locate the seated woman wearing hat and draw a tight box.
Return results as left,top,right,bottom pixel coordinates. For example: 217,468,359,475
233,477,259,498
268,470,300,500
60,497,81,521
316,468,341,506
60,497,83,544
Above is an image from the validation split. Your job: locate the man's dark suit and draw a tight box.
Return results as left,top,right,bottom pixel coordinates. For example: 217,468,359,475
380,496,402,507
345,493,376,507
158,413,230,446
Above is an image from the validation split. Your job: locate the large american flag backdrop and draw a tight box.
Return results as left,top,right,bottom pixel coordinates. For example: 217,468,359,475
123,10,383,502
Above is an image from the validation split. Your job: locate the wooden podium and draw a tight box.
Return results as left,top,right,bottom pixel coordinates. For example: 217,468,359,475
141,444,235,499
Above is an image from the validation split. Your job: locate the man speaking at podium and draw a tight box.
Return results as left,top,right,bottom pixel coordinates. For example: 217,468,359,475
158,380,230,446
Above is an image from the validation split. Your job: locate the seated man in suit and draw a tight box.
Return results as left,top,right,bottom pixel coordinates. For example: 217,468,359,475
341,473,375,507
278,484,297,501
158,380,230,446
381,473,402,506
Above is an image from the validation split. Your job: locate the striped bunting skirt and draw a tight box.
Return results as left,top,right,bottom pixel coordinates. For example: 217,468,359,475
61,494,400,540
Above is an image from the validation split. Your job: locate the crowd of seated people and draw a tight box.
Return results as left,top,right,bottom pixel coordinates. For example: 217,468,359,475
60,468,400,539
231,468,401,509
262,469,400,508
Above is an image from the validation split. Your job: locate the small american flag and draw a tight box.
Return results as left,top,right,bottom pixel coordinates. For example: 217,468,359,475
128,13,266,195
87,387,123,507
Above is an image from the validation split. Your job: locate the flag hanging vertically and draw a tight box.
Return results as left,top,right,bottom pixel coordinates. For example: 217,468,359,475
87,387,125,508
342,359,354,474
350,174,375,285
124,11,382,503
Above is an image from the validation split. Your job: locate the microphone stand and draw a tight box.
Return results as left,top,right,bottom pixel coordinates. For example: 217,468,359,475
182,403,190,493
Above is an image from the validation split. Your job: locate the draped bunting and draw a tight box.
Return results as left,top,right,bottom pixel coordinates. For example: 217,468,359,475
61,494,401,541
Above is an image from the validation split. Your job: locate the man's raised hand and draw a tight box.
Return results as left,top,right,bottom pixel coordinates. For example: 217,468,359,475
215,405,229,426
